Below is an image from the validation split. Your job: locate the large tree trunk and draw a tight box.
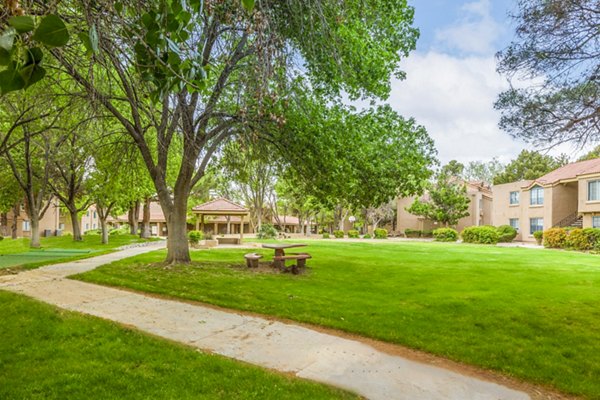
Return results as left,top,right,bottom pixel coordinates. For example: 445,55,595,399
30,216,40,248
100,217,109,244
69,208,82,241
140,197,151,239
128,201,140,235
165,195,190,264
0,212,7,237
11,204,18,239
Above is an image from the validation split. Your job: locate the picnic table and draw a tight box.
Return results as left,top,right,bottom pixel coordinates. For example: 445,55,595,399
262,243,311,274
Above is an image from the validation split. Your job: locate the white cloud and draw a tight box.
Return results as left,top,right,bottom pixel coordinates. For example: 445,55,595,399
434,0,503,55
387,51,525,164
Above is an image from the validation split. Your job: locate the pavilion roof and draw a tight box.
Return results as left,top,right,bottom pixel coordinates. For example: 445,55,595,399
192,198,249,214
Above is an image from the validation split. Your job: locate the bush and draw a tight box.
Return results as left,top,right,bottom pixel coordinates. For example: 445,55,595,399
322,232,330,239
543,227,567,248
373,228,388,239
363,233,372,239
583,228,600,250
0,236,4,241
421,230,434,238
348,229,360,238
109,225,130,236
404,228,421,238
257,224,278,239
566,228,591,250
84,229,101,236
496,225,517,243
432,228,458,242
188,230,204,244
333,230,344,238
533,230,543,244
461,226,500,244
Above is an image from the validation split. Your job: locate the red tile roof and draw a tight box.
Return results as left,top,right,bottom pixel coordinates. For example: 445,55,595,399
192,198,248,213
531,158,600,186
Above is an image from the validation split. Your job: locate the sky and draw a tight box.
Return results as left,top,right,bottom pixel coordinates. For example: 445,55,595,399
385,0,577,164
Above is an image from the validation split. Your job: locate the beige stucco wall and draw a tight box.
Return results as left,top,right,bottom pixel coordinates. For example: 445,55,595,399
550,183,578,226
4,201,61,238
492,181,528,241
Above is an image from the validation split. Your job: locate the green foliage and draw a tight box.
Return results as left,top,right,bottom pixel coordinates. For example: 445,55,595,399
463,158,504,184
404,228,421,238
333,230,344,239
84,229,101,236
461,226,499,245
188,230,204,245
533,230,543,244
347,230,359,238
582,228,600,246
496,225,518,243
373,228,388,239
109,226,130,236
0,236,4,241
421,230,434,238
407,161,470,226
543,228,567,249
432,228,458,242
363,233,371,239
0,14,70,94
257,224,278,240
493,150,568,185
322,232,330,239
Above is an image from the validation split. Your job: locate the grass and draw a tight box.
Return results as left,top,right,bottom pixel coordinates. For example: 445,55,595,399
75,240,600,399
0,291,356,400
0,234,155,271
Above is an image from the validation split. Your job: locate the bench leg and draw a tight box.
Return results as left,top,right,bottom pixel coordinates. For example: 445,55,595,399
297,258,306,269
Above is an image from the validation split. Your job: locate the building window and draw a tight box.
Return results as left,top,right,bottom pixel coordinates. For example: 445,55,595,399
530,218,543,234
509,191,520,205
593,216,600,228
530,186,544,205
93,223,96,229
22,220,30,232
509,218,519,231
588,180,600,201
59,223,65,230
86,223,89,230
93,211,97,219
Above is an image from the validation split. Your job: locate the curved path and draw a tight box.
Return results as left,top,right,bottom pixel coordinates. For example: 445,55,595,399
0,243,530,400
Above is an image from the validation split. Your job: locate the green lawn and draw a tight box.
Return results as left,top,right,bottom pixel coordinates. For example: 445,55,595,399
0,234,156,271
75,240,600,398
0,291,356,400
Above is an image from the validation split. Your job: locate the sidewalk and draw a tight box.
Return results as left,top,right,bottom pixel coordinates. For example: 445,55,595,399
0,243,530,400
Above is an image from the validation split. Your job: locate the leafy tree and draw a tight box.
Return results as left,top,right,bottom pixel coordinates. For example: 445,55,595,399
407,161,470,227
366,201,396,232
48,0,421,263
578,145,600,162
496,0,600,147
463,158,504,185
493,150,568,185
0,158,21,238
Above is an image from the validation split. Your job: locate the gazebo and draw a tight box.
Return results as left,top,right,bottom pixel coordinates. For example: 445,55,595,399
191,198,250,243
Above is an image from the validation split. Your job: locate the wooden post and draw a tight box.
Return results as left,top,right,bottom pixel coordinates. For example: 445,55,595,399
200,214,205,232
213,222,218,235
240,214,244,243
195,213,200,231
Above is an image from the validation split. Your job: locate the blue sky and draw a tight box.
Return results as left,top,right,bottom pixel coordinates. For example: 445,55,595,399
384,0,576,164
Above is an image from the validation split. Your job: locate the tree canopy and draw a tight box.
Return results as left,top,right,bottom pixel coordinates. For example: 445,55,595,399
493,150,568,185
496,0,600,148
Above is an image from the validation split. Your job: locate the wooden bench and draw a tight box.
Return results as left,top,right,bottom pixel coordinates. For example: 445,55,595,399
272,252,312,274
244,253,263,268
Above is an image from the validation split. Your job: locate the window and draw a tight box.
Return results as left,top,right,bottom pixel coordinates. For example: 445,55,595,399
509,218,519,231
588,180,600,201
93,223,96,229
85,223,89,230
86,211,90,217
530,186,544,205
22,220,30,232
530,218,543,234
593,216,600,228
509,191,520,205
93,211,97,219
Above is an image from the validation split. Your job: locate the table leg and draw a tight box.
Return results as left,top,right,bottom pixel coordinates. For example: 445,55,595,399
273,249,285,270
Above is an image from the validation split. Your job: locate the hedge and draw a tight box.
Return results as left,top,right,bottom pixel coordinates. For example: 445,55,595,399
433,228,458,242
348,229,360,238
497,225,517,243
373,228,388,239
543,227,567,248
333,230,344,238
461,226,499,244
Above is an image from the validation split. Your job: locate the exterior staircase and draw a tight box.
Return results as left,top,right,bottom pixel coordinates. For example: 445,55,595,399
555,212,582,228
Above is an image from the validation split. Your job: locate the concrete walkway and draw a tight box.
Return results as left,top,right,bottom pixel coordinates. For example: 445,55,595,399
0,243,530,400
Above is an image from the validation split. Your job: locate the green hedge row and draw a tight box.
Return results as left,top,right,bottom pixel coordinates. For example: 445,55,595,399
542,227,600,251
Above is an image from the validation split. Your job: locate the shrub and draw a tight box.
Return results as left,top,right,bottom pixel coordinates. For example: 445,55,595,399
461,226,499,244
533,230,543,244
348,229,360,238
543,227,567,248
84,229,101,236
496,225,517,242
421,230,434,238
188,230,204,244
0,236,4,241
566,228,591,251
363,233,372,239
322,232,330,239
404,228,421,238
333,230,344,238
109,225,130,236
582,228,600,244
433,228,458,242
257,224,278,239
373,228,388,239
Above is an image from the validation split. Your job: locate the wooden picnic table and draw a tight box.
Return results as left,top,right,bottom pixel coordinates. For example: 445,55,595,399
262,243,309,273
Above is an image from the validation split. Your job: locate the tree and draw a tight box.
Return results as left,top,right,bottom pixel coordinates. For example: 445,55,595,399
407,161,470,227
0,159,22,238
366,201,396,231
578,145,600,162
493,150,568,185
496,0,600,148
48,0,421,263
463,158,504,185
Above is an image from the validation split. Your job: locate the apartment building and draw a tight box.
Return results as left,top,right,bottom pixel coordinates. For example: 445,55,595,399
492,158,600,242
